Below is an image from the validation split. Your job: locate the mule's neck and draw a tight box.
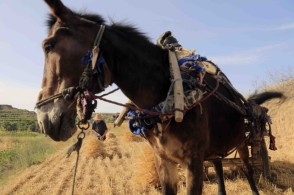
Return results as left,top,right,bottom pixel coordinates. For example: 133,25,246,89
100,25,170,109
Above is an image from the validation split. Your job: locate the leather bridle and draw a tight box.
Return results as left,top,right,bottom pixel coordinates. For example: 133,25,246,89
35,25,107,109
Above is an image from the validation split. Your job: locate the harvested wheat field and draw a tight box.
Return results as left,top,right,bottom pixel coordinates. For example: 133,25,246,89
1,81,294,195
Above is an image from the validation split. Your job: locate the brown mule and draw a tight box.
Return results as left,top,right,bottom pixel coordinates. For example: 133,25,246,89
36,1,283,194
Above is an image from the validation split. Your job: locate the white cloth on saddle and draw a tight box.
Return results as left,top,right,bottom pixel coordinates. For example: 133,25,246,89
175,47,218,75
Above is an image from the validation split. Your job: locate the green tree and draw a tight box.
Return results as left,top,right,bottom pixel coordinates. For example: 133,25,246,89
29,122,38,132
3,122,18,131
17,121,28,131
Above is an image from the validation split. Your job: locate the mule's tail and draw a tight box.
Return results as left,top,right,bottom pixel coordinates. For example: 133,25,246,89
248,91,284,105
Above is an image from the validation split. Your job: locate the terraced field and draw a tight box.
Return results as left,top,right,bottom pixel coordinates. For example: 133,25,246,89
0,105,36,123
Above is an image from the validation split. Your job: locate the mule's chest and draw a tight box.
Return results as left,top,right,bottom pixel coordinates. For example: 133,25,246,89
148,126,188,164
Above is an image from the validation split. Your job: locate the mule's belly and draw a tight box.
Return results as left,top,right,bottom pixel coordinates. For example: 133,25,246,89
206,116,246,158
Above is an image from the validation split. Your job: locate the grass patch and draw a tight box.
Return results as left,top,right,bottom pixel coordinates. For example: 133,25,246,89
0,130,38,137
0,131,69,184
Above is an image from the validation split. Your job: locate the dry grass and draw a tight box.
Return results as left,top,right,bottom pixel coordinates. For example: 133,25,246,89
0,80,293,194
82,135,106,158
0,137,15,152
131,142,160,191
123,131,145,142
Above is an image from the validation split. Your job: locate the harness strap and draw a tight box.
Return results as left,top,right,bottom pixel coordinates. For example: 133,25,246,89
35,93,63,108
35,87,79,109
93,25,105,47
91,25,112,90
91,25,105,70
35,25,106,109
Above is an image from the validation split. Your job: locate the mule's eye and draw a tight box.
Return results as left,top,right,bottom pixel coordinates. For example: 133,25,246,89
44,42,55,54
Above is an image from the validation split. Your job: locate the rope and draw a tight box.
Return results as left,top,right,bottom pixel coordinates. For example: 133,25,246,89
35,93,63,108
185,76,220,111
162,78,180,113
99,88,119,97
93,94,160,116
205,134,250,161
67,121,89,195
92,76,220,119
35,87,79,109
225,134,250,157
71,150,80,195
35,87,78,108
212,91,247,116
36,72,220,124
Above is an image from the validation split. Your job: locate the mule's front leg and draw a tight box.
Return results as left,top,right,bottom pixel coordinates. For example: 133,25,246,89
186,154,205,195
154,153,178,195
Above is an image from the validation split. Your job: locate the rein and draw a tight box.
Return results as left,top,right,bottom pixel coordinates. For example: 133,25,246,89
66,121,89,195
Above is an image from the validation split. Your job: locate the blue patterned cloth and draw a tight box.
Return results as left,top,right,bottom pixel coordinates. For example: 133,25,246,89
178,55,207,72
127,110,154,135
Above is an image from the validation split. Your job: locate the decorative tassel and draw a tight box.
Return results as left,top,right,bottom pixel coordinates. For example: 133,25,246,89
269,134,277,151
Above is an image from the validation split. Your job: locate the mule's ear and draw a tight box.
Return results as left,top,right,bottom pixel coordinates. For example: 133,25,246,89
44,0,71,21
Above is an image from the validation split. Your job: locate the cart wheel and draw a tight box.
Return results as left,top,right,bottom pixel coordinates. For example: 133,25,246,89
260,137,271,179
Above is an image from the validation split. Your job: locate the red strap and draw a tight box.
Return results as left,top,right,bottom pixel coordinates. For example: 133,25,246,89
269,134,277,151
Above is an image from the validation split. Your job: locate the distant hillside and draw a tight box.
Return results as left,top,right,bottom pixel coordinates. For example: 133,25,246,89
0,104,118,130
0,105,37,130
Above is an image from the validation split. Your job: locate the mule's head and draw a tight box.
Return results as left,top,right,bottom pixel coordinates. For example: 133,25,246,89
36,0,104,141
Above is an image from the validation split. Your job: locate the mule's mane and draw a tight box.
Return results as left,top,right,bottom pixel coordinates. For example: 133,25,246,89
47,11,161,54
46,10,163,59
109,23,156,49
46,12,105,31
46,12,151,43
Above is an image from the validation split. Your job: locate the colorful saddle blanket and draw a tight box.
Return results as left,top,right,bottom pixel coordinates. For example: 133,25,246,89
177,53,218,75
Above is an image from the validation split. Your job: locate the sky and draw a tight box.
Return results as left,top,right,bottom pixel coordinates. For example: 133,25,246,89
0,0,293,113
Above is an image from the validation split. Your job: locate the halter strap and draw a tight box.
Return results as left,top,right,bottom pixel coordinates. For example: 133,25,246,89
93,25,105,47
91,25,111,89
35,25,107,109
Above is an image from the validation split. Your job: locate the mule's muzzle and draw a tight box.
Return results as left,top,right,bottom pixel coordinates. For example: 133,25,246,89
35,98,78,142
